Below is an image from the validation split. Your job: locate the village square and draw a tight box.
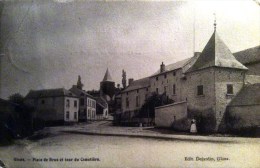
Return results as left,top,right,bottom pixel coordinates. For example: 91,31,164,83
0,1,259,168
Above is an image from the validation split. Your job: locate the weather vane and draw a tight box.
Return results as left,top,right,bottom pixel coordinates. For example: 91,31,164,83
213,13,217,31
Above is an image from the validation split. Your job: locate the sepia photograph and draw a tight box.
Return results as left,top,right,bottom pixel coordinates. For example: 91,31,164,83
0,0,259,167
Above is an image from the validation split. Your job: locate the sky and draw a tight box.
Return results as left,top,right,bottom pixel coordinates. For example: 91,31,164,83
0,0,259,99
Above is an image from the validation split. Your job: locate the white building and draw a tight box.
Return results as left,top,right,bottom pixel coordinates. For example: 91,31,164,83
25,88,79,125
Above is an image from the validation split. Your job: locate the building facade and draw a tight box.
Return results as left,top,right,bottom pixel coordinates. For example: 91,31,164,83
121,30,260,132
70,76,96,121
25,88,79,124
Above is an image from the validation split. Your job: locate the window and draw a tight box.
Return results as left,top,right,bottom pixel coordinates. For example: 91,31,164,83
127,92,128,95
41,100,45,104
80,98,84,106
173,71,176,76
227,84,233,94
66,111,69,120
156,77,158,81
146,88,148,91
74,100,77,107
137,89,139,93
66,99,70,107
156,88,159,94
83,109,86,116
164,74,167,78
136,96,139,107
74,112,77,120
173,84,176,95
164,86,167,93
88,109,90,118
197,85,204,96
126,97,129,108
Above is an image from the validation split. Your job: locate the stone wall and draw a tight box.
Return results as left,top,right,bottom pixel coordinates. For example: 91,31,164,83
184,68,216,116
214,68,245,131
155,101,187,129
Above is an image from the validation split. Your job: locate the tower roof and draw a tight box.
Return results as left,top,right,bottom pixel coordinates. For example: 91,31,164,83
187,31,248,72
102,68,113,82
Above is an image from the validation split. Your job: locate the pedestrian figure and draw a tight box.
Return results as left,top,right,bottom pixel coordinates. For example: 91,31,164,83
190,119,197,133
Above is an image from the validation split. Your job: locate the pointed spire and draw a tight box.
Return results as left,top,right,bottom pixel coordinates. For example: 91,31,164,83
187,31,247,72
102,68,113,82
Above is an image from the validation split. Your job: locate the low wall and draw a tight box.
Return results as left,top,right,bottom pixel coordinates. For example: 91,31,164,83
155,101,188,128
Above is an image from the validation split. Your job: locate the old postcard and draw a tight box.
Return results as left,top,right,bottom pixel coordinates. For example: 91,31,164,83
0,0,259,168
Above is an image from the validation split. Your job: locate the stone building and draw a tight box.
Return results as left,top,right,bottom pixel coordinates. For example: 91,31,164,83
25,88,79,125
100,68,115,102
70,76,97,121
119,77,150,125
121,29,260,132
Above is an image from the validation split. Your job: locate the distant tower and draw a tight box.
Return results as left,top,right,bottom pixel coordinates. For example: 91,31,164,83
100,68,115,102
77,75,83,90
122,69,126,89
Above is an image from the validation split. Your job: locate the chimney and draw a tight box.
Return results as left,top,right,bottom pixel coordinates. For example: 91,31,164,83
160,62,165,73
128,78,134,85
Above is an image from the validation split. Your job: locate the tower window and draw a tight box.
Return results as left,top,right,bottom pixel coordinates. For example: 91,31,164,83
156,77,158,81
197,85,204,96
164,74,167,78
74,100,77,107
156,88,159,94
173,71,176,76
227,84,233,94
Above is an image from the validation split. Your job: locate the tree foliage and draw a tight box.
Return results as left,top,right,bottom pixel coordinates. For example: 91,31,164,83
138,92,174,118
8,93,24,105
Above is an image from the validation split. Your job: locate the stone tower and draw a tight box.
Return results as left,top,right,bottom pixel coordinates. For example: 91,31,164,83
100,68,115,102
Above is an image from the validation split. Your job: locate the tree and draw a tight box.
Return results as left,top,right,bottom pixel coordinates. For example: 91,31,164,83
8,93,24,105
139,92,174,118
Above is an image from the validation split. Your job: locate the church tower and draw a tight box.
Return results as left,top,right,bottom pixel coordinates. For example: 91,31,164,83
100,68,115,102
